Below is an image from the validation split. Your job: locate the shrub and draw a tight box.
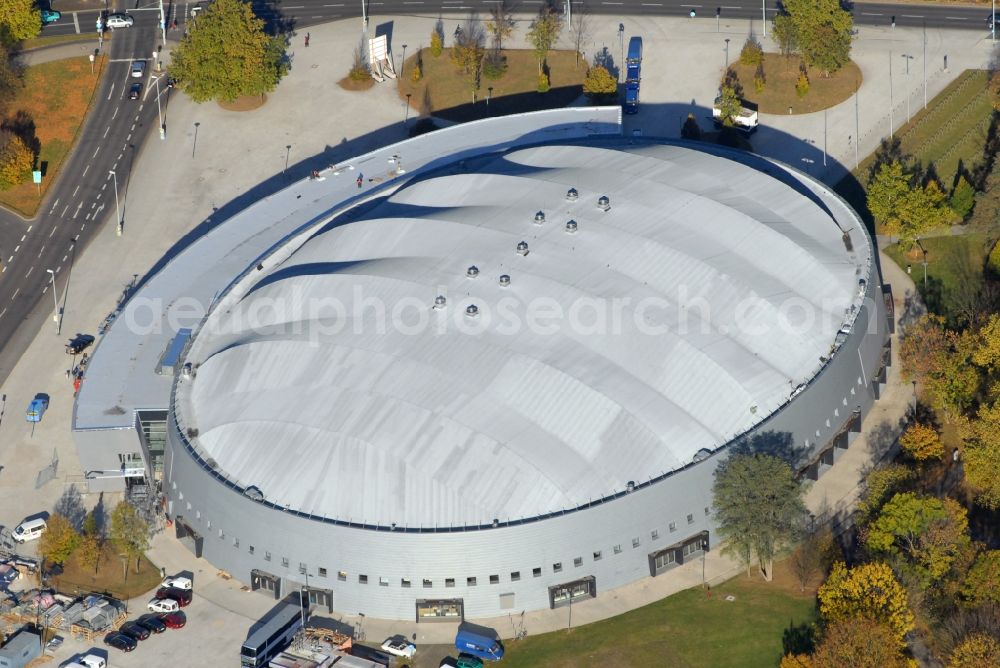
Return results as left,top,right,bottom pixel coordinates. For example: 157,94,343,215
754,63,766,92
988,240,1000,276
950,175,975,220
795,69,810,98
537,72,550,93
681,114,702,140
740,36,764,67
410,63,422,83
482,53,507,80
348,37,369,82
0,131,33,190
430,31,443,57
582,65,617,98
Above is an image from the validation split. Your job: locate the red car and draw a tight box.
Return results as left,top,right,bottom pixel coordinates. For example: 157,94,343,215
155,586,193,607
158,610,186,629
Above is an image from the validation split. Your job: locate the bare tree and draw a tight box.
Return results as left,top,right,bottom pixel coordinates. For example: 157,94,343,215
486,0,517,53
570,7,591,67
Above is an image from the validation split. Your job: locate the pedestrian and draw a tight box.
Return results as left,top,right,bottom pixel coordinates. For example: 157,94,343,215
356,174,363,189
305,32,310,47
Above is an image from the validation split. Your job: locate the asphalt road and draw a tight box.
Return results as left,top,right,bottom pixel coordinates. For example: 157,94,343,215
0,8,168,386
0,0,995,388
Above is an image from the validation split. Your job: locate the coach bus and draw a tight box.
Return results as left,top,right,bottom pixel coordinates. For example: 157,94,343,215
240,601,303,667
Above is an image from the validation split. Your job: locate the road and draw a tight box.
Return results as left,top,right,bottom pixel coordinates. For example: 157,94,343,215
0,6,169,385
0,0,995,386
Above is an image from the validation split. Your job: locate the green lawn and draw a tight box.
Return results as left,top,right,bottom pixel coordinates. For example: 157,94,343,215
854,70,993,190
498,575,817,668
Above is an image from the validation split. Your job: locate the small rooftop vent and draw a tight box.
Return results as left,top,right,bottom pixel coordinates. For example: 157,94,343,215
492,518,499,528
565,220,578,234
842,231,854,252
566,187,579,201
626,480,635,493
533,211,545,225
466,265,480,278
390,522,397,531
516,241,529,256
858,278,867,293
465,304,480,318
181,363,193,379
597,195,610,211
433,295,447,309
499,274,511,287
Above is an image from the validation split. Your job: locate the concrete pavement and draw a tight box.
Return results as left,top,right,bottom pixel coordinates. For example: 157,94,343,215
0,10,950,660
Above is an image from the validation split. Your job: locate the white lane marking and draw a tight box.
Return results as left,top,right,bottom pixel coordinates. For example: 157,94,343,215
901,14,924,18
13,246,19,252
49,227,57,238
112,106,118,120
946,16,967,20
82,164,89,178
101,182,107,191
284,4,304,6
72,203,83,219
0,307,6,318
37,246,45,258
131,123,136,131
20,235,25,242
107,84,114,100
85,213,92,221
323,3,344,5
49,198,59,212
861,12,882,16
92,146,100,159
11,288,19,300
24,266,32,278
126,133,132,141
103,125,111,138
680,3,701,6
60,205,69,217
62,255,68,262
72,185,80,197
25,225,31,233
72,10,79,32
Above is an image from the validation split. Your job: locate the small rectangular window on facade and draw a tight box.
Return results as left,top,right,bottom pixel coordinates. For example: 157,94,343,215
423,579,433,588
299,563,307,575
281,557,289,568
632,537,640,548
553,562,562,573
445,578,455,588
651,530,659,541
532,567,542,578
490,574,499,585
705,506,710,516
206,519,210,529
510,571,521,582
338,571,347,581
379,577,389,587
613,544,622,554
593,551,602,561
573,557,583,567
669,521,676,532
218,529,224,539
359,574,368,584
234,537,239,548
264,551,271,561
318,568,327,578
196,510,201,520
467,577,477,587
401,578,411,588
687,513,694,525
249,545,255,555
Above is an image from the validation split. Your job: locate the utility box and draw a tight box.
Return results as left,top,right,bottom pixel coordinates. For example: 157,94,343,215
0,630,41,668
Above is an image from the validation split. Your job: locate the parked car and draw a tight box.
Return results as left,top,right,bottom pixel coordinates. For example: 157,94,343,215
12,518,46,543
381,636,417,659
155,586,193,606
455,656,484,668
136,614,167,633
66,334,95,355
147,597,179,613
120,621,151,641
160,575,193,590
41,9,61,23
105,13,134,28
25,394,49,422
128,83,142,100
351,644,393,665
79,655,107,668
130,60,146,78
103,631,137,652
158,610,186,628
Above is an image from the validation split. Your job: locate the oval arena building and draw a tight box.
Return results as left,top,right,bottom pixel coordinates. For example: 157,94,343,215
73,109,890,622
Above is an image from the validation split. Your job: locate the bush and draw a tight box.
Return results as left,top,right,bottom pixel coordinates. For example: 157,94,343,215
681,114,702,140
430,31,443,57
410,63,422,83
754,63,766,93
740,37,763,67
0,131,33,190
950,175,975,220
482,53,507,80
348,37,369,82
988,240,1000,276
795,69,810,98
537,72,550,93
582,65,617,98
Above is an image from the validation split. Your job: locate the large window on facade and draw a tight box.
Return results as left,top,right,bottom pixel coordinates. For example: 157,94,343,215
415,599,464,622
547,576,596,609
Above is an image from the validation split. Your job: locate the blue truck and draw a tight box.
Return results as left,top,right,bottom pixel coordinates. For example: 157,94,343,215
455,623,504,661
623,36,642,114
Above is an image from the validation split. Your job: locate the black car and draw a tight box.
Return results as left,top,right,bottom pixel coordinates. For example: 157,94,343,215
65,334,95,355
166,75,176,88
104,631,138,652
136,613,167,633
129,82,142,100
120,621,151,641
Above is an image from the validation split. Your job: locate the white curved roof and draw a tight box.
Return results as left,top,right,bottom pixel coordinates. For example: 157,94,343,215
181,142,866,527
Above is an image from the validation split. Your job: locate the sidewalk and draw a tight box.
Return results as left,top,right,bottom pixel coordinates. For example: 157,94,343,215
0,10,947,648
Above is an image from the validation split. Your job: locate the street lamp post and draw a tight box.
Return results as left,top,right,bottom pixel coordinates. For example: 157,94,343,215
153,76,164,140
401,43,407,77
701,537,709,588
724,38,730,69
911,380,917,413
192,122,200,159
762,0,767,36
922,249,928,290
404,93,411,124
889,51,894,138
46,269,59,329
109,170,122,236
618,24,624,83
487,86,493,105
284,144,292,179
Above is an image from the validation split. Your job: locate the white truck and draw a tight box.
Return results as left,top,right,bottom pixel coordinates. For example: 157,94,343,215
712,96,759,133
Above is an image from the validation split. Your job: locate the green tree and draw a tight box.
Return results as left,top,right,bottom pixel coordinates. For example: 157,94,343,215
772,14,798,57
526,6,562,75
817,561,915,645
681,114,702,140
811,618,910,668
0,45,23,116
168,0,288,103
39,514,80,566
899,314,980,417
712,453,806,581
0,130,32,189
109,502,149,574
865,492,970,583
781,0,854,75
867,160,910,236
740,36,763,66
948,633,1000,668
868,161,953,248
960,402,1000,510
961,550,1000,607
582,65,617,98
899,422,945,462
430,29,443,57
716,83,742,127
76,533,102,577
795,69,810,97
754,63,766,92
83,510,99,537
485,0,515,52
0,0,41,44
950,175,976,220
450,16,485,85
857,464,915,523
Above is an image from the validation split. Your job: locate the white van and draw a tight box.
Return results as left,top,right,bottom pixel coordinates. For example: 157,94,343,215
12,518,46,543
